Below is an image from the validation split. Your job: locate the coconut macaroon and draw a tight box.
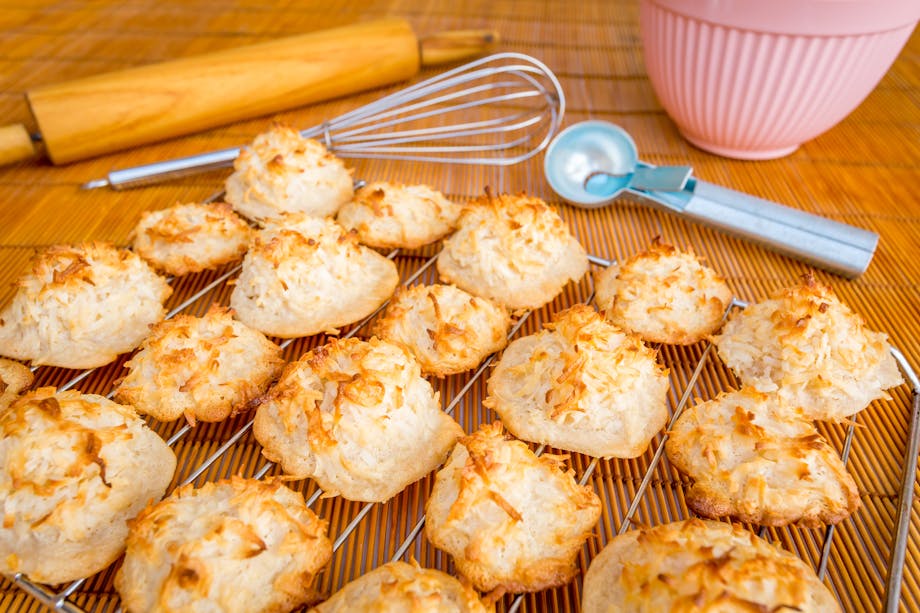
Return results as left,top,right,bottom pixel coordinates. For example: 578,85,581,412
372,283,511,377
666,388,860,527
0,387,176,585
253,337,463,502
713,274,903,421
0,243,172,369
336,182,462,250
594,239,733,344
425,422,601,594
437,191,588,311
225,124,353,222
131,201,252,276
0,358,32,411
115,477,332,613
311,561,491,613
581,519,841,613
485,305,669,458
114,306,284,426
230,214,399,338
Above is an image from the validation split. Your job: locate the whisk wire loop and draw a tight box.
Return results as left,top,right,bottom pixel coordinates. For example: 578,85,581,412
83,52,565,189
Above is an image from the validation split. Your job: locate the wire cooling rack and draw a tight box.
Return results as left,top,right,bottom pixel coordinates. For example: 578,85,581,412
5,245,920,613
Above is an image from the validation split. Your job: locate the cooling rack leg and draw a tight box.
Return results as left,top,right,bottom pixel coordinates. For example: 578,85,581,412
884,385,920,613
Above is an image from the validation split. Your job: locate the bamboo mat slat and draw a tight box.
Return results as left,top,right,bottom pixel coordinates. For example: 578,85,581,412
0,1,918,612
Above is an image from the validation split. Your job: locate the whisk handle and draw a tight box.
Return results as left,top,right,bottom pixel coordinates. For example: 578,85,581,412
420,30,499,66
81,147,240,190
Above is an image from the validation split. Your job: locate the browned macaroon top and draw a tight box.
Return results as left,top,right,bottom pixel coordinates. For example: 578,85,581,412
713,273,903,420
594,239,733,345
437,191,588,311
372,283,511,376
485,304,669,458
425,422,601,594
115,476,331,613
0,387,176,585
131,201,252,276
114,304,284,425
253,337,463,502
0,242,172,369
666,387,861,527
581,518,841,613
310,560,491,612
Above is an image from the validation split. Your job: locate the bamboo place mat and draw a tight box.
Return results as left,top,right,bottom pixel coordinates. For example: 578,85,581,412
1,1,919,612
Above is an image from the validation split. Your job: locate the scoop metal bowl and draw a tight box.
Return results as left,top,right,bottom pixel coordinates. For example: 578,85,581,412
544,120,879,278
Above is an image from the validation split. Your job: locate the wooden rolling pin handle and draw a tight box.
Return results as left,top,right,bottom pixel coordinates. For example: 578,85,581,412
419,29,499,66
16,19,499,166
0,123,38,165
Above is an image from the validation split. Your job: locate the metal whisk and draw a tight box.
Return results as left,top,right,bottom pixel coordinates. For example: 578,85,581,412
82,53,565,190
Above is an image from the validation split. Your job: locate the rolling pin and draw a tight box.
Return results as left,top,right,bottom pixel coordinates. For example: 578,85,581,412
0,18,496,166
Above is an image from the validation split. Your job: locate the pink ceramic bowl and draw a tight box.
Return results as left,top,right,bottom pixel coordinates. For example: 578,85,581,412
639,0,919,159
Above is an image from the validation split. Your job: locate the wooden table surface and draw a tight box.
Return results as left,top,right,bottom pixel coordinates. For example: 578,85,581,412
0,1,917,612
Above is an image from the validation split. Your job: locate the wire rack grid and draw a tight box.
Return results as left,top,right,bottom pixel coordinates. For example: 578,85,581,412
4,240,920,613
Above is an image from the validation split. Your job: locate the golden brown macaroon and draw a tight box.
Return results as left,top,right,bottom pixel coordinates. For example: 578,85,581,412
115,477,331,613
594,239,733,344
337,182,462,250
0,243,172,369
713,274,903,420
253,337,463,502
437,192,588,311
0,388,176,585
0,358,32,411
114,305,284,425
310,561,492,613
485,305,669,458
372,283,511,377
425,422,601,594
131,201,252,276
225,124,354,223
666,387,861,527
230,213,399,338
581,519,841,613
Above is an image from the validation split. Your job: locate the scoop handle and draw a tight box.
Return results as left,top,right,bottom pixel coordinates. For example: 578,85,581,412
645,179,879,278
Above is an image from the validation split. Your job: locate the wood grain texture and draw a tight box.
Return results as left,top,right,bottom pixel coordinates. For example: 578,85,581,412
0,1,917,612
0,123,35,165
27,18,421,163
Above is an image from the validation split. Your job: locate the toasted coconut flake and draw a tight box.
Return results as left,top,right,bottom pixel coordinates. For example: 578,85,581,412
0,358,32,411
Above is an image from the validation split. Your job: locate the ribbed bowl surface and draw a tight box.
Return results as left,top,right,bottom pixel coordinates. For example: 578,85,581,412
640,1,915,159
